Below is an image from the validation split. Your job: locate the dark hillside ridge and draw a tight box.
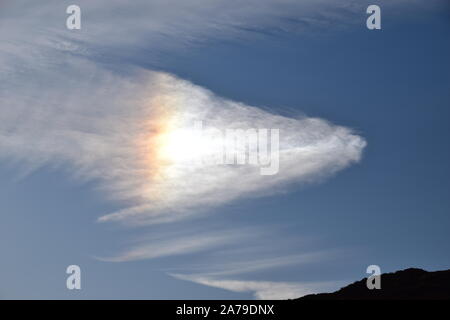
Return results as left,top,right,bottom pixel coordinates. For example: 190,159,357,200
298,268,450,300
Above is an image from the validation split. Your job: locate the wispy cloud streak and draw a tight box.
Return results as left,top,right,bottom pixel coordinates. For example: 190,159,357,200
171,273,342,299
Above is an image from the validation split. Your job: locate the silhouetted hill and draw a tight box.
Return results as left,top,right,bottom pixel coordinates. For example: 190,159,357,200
298,268,450,300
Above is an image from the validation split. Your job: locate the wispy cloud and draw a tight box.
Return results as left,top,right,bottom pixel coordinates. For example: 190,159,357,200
99,227,264,262
170,273,342,299
166,244,343,299
190,251,337,277
0,56,366,225
0,0,385,60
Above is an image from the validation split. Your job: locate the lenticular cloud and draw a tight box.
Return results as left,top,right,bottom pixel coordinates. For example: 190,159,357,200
0,59,366,225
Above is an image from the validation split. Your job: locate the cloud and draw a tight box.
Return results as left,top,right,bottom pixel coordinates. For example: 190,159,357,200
0,0,371,227
0,0,376,56
190,251,337,277
0,0,375,298
165,242,343,299
99,227,264,262
97,71,366,224
0,0,416,72
0,49,366,225
99,233,232,262
0,62,366,224
170,273,341,299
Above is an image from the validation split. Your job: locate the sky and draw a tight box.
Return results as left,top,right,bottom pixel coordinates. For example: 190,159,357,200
0,0,449,299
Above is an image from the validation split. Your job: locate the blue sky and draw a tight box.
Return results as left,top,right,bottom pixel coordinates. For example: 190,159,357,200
0,1,449,299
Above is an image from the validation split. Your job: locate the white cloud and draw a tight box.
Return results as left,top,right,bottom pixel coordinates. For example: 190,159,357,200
0,51,366,225
96,71,366,224
99,227,263,262
0,0,414,72
0,0,373,56
195,252,336,277
0,1,371,226
171,273,341,299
